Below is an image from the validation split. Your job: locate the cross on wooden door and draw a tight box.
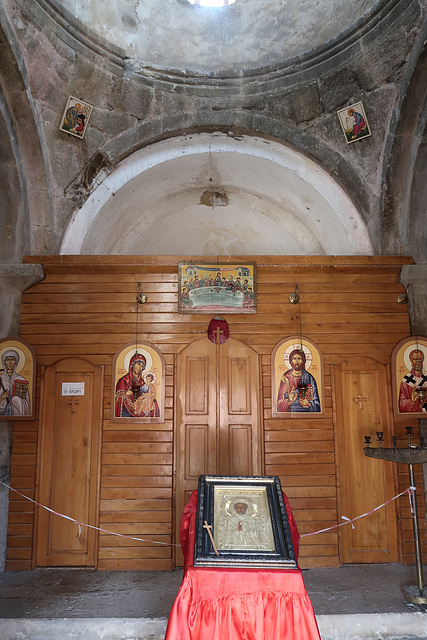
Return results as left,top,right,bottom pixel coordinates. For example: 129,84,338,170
353,393,367,410
68,397,80,413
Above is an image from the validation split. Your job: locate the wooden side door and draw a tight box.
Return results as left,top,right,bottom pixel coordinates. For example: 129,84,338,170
175,337,261,564
35,357,103,567
333,356,398,564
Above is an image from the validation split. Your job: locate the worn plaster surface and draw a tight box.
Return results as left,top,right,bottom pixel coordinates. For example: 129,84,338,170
61,133,373,255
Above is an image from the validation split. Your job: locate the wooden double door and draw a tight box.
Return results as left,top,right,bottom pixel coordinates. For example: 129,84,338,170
175,338,261,563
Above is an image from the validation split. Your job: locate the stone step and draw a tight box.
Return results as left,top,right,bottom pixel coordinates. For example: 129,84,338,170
1,613,427,640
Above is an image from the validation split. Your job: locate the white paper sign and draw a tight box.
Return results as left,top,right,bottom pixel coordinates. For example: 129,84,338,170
62,382,85,396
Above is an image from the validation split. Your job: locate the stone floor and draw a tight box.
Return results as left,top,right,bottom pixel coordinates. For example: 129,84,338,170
0,564,426,639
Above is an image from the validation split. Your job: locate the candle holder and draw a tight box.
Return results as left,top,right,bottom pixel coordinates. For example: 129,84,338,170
364,428,427,605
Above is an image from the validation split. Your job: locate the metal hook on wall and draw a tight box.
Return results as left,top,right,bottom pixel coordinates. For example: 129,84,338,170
397,282,415,306
137,282,148,305
288,285,300,305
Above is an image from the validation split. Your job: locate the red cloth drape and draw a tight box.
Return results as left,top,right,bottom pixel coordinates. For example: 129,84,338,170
165,490,321,640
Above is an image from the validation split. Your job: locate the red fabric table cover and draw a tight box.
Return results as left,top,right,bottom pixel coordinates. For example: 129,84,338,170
165,491,321,640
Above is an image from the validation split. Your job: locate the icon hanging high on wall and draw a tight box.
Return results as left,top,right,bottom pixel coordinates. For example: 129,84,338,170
59,96,93,139
178,263,256,313
337,101,371,144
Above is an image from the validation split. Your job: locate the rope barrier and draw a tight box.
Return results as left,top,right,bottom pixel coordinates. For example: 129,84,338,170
300,487,413,537
0,480,181,547
0,480,414,545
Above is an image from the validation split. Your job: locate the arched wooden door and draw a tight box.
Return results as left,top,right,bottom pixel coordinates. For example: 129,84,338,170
34,357,103,567
175,337,261,564
333,356,398,564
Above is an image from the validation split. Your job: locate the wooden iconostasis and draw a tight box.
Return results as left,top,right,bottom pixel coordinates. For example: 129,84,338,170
6,255,426,571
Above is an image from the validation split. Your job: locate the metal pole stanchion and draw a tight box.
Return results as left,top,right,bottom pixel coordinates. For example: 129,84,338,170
364,426,427,605
404,462,426,604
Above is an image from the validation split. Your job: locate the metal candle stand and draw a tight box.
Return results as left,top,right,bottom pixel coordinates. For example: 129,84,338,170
363,427,427,605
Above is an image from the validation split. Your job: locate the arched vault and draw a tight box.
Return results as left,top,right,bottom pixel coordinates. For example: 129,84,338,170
61,132,373,256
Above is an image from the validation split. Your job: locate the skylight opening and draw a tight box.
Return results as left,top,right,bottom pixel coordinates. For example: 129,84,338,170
188,0,236,6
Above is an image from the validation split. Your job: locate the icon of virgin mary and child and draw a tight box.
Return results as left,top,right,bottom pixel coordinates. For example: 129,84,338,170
115,352,160,418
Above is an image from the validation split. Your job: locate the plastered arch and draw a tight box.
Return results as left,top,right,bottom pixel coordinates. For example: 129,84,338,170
61,132,373,256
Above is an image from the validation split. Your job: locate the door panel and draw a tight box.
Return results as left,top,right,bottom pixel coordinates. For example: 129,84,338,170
333,356,398,564
228,425,253,476
227,357,251,414
176,338,260,565
219,340,260,477
35,358,103,567
185,424,209,479
186,357,210,414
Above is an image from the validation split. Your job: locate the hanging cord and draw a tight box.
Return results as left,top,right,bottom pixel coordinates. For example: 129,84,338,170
135,282,147,352
410,283,419,353
297,285,303,350
136,283,140,353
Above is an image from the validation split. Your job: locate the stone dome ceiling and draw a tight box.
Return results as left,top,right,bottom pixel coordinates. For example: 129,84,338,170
57,0,381,74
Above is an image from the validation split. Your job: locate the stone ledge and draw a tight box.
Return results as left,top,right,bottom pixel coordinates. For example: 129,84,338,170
317,612,427,640
1,612,427,640
0,617,168,640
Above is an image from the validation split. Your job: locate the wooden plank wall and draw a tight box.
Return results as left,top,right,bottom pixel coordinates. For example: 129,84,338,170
6,255,426,570
7,420,38,567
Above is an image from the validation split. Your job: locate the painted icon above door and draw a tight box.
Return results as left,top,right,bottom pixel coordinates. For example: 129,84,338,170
178,263,256,313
